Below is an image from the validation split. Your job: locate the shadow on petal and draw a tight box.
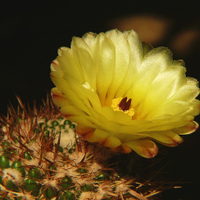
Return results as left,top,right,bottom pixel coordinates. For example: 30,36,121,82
76,124,95,140
88,129,122,148
172,121,199,135
147,131,183,147
123,140,158,158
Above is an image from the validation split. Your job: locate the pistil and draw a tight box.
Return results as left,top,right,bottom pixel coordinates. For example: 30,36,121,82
119,97,132,111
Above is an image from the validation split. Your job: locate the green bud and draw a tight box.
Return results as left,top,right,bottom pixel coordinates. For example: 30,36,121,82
43,123,49,129
49,164,56,170
58,116,64,121
44,129,50,137
59,125,65,130
70,124,76,129
48,164,56,176
49,126,55,130
28,168,42,179
24,151,32,160
24,178,41,197
64,120,72,126
11,161,25,176
2,142,11,152
52,120,59,126
55,144,63,152
0,155,10,169
68,148,74,154
81,184,92,191
3,142,10,147
44,187,57,199
95,172,109,181
39,122,44,128
14,118,22,125
34,128,40,134
5,179,14,190
17,118,22,122
77,168,88,173
60,177,73,190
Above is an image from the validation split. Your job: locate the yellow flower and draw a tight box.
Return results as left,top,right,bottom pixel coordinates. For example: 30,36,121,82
50,29,200,158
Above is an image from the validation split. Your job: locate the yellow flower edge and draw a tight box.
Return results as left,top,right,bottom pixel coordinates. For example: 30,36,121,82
50,29,200,158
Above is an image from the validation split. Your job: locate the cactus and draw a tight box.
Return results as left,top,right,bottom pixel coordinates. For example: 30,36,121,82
0,96,177,200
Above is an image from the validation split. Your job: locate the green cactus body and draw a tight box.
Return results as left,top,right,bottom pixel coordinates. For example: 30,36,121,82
0,97,165,200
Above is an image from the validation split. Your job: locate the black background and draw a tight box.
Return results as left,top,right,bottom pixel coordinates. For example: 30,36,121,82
0,1,200,199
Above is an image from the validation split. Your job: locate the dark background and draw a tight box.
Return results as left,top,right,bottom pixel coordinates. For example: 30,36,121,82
0,1,200,199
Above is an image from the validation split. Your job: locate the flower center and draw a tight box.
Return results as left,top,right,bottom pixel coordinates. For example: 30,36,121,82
111,97,135,117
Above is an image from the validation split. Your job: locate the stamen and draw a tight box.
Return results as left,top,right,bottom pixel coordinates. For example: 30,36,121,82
124,99,132,110
119,97,127,111
119,97,132,111
111,97,135,117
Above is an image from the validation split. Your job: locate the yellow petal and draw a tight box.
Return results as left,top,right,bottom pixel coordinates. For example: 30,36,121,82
71,44,96,91
93,32,115,105
60,104,86,117
138,65,187,118
57,47,84,82
68,116,97,129
147,131,183,146
124,140,158,158
51,87,68,107
72,36,92,54
147,78,199,119
171,77,199,101
101,106,132,124
172,121,199,135
88,129,121,148
121,144,132,153
104,30,130,105
76,124,95,140
115,30,143,98
82,32,98,51
125,47,173,108
63,73,101,112
152,100,199,119
50,29,200,158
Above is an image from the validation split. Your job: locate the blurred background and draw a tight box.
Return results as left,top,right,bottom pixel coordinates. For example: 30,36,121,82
0,1,200,199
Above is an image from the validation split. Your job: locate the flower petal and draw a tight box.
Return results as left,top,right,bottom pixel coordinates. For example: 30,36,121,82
92,32,116,105
172,121,199,135
147,131,183,146
104,30,130,105
115,30,143,98
76,124,95,140
172,77,199,101
88,129,122,148
101,106,132,124
63,73,101,112
152,100,199,119
51,87,69,107
124,140,158,158
71,40,96,91
51,76,92,116
56,47,84,82
138,65,187,119
126,47,173,108
82,32,98,51
50,29,200,158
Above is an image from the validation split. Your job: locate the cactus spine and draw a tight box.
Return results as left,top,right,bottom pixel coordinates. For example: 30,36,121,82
0,97,175,200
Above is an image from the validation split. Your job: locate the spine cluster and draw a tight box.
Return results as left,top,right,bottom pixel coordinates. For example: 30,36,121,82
0,97,165,200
